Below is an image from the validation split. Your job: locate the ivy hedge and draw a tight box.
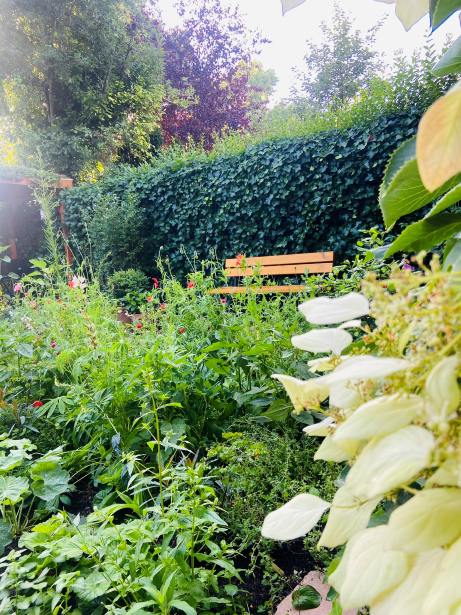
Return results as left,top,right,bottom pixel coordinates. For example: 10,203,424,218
62,110,422,278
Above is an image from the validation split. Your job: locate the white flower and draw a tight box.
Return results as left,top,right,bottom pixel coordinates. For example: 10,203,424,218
303,416,335,436
261,493,330,540
292,328,352,355
298,292,370,325
338,319,362,329
271,374,329,413
316,355,411,386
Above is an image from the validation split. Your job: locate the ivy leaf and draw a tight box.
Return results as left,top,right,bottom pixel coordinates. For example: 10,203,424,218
417,81,461,191
292,585,322,610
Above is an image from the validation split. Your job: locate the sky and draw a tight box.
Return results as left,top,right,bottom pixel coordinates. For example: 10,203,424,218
157,0,461,103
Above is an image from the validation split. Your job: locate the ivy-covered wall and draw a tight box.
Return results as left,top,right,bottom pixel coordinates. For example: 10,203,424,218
62,111,421,278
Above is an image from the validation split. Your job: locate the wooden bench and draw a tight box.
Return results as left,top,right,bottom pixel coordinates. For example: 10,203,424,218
211,251,334,294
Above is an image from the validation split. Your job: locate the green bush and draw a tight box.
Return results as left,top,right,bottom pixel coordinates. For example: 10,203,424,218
62,111,422,279
107,268,151,300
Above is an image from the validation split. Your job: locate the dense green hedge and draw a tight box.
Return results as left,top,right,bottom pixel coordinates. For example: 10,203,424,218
62,110,422,278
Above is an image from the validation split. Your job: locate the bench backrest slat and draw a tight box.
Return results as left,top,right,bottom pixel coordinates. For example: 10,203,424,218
225,251,334,268
226,263,333,276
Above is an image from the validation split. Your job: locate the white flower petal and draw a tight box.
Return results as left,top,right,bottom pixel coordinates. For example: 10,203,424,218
329,530,367,593
333,394,424,441
318,487,381,548
303,416,335,436
317,355,411,386
340,526,409,610
271,374,329,412
388,488,461,552
329,380,363,409
338,320,362,329
298,292,370,325
426,459,461,488
346,426,434,499
424,357,460,422
261,494,330,540
423,536,461,615
314,435,354,462
371,549,446,615
307,357,337,372
292,328,352,356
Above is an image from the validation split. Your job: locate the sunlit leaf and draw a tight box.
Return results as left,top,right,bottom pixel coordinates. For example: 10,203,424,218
271,374,329,413
425,183,461,218
385,213,461,256
314,435,354,462
424,356,460,421
417,81,461,191
0,476,29,504
396,0,429,29
430,0,461,30
423,535,461,614
388,488,461,551
261,493,330,540
433,35,461,75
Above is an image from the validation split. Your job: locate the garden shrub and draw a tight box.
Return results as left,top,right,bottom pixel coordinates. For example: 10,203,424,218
108,268,151,300
62,111,422,278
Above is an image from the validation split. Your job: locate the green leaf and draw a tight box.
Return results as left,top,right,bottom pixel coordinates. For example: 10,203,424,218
224,584,239,596
0,451,25,472
7,272,19,279
433,35,461,75
17,343,34,359
0,520,12,555
291,410,314,425
2,256,10,263
379,136,461,228
0,475,29,503
425,183,461,218
430,0,461,30
260,399,290,421
30,463,70,502
193,506,227,526
72,571,110,601
331,599,343,615
365,244,392,261
292,585,322,610
205,358,230,375
443,238,461,271
29,259,47,269
168,600,197,615
385,213,461,256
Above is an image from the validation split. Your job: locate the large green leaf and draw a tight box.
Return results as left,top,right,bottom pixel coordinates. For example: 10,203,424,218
385,213,461,256
72,571,110,601
379,137,461,228
16,343,34,359
433,35,461,75
430,0,461,30
443,238,461,271
292,585,322,610
0,476,29,504
169,600,197,615
425,183,461,218
0,451,25,472
259,399,290,422
0,520,12,555
30,462,70,502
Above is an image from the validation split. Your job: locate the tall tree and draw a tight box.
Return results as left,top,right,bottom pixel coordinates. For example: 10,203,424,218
291,3,383,112
0,0,164,178
160,0,269,148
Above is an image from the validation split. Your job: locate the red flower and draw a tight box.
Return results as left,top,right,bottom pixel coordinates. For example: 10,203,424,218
188,281,196,288
235,254,244,266
180,327,185,333
152,278,159,289
34,338,40,343
58,299,62,303
25,292,29,297
51,342,57,348
160,303,166,310
136,323,142,329
221,299,227,304
68,280,76,289
147,297,153,302
32,401,43,408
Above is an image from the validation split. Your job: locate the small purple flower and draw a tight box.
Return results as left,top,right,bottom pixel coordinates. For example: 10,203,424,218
403,263,414,272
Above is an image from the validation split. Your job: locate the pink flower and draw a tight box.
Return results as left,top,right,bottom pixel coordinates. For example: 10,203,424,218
58,299,62,303
160,303,166,310
69,276,86,291
188,281,195,288
221,299,227,304
32,401,43,408
403,263,414,272
13,284,21,292
147,297,153,302
152,278,159,289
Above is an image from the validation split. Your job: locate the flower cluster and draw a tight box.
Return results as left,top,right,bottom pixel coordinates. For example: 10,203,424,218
263,267,461,614
68,276,86,291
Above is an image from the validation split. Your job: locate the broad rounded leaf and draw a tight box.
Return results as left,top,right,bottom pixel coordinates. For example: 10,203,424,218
346,426,434,498
424,356,460,422
319,487,381,548
73,571,111,601
371,549,445,615
333,394,423,441
261,493,330,540
292,585,322,610
423,535,461,614
0,476,29,504
385,213,461,257
30,463,70,502
417,81,461,192
0,451,26,472
340,526,409,610
396,0,429,29
291,328,352,356
298,293,369,325
388,488,461,551
271,374,329,413
314,435,354,462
